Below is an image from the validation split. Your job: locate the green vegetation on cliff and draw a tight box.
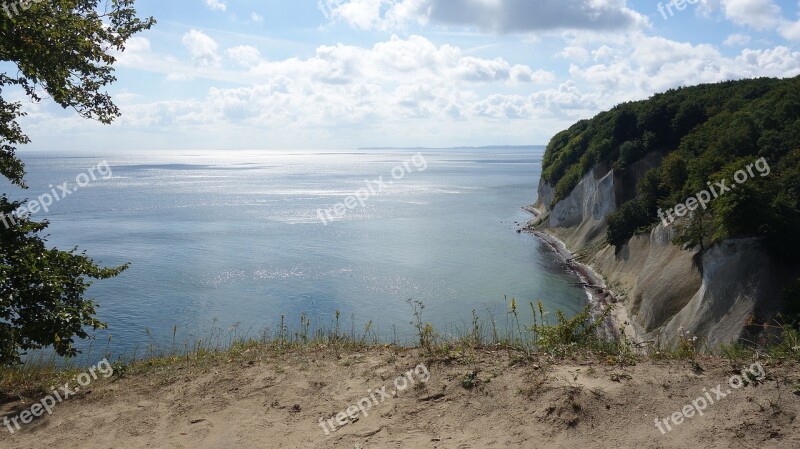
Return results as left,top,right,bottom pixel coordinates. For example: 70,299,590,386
541,76,800,261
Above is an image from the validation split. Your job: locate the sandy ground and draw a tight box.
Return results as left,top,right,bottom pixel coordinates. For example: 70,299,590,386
1,347,798,448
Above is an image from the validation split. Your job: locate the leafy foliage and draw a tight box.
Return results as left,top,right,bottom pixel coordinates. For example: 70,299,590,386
0,202,128,364
541,76,800,259
529,304,609,354
606,198,652,247
0,1,154,365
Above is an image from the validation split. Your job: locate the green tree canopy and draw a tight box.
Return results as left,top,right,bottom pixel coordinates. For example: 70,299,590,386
541,76,800,261
0,0,154,365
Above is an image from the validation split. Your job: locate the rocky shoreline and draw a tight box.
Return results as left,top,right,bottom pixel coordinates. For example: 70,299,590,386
521,206,638,343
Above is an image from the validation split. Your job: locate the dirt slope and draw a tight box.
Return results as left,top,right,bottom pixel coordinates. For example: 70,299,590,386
1,348,798,448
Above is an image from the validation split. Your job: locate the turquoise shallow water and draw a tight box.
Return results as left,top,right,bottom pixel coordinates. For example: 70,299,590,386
6,147,587,355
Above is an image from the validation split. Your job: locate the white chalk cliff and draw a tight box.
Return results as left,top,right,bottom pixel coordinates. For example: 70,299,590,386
535,159,786,349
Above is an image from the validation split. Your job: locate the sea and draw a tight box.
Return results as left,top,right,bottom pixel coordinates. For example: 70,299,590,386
6,147,588,358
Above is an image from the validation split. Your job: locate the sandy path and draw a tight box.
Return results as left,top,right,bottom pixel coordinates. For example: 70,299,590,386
1,348,798,448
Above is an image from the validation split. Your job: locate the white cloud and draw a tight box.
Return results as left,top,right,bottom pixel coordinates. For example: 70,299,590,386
510,66,556,84
721,0,780,30
558,46,590,62
123,36,151,53
36,31,800,150
204,0,227,12
114,90,140,103
226,45,264,68
723,33,751,46
121,33,800,129
717,0,800,40
591,45,615,62
182,30,221,67
735,46,800,73
568,33,800,99
213,35,549,92
695,0,800,41
320,0,391,30
126,32,800,128
695,0,722,18
320,0,649,33
779,19,800,40
251,12,264,24
455,56,511,82
90,33,577,146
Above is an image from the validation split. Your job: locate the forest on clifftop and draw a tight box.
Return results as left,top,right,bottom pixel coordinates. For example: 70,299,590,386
541,76,800,265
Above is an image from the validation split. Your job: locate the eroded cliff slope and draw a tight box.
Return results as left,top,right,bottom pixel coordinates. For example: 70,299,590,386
532,77,800,349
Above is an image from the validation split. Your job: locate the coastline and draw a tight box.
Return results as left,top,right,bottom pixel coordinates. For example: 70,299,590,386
521,206,638,344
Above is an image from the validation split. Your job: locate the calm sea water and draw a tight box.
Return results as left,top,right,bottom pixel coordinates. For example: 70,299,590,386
7,148,587,356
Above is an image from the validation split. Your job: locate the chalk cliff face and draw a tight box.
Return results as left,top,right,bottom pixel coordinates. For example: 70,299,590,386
535,162,786,348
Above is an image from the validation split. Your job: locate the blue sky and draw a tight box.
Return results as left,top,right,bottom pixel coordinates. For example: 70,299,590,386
13,0,800,150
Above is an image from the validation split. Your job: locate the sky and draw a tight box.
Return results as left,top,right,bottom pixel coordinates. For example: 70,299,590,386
11,0,800,151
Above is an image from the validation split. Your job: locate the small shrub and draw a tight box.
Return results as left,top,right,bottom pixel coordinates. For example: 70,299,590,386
461,371,479,390
529,304,611,355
